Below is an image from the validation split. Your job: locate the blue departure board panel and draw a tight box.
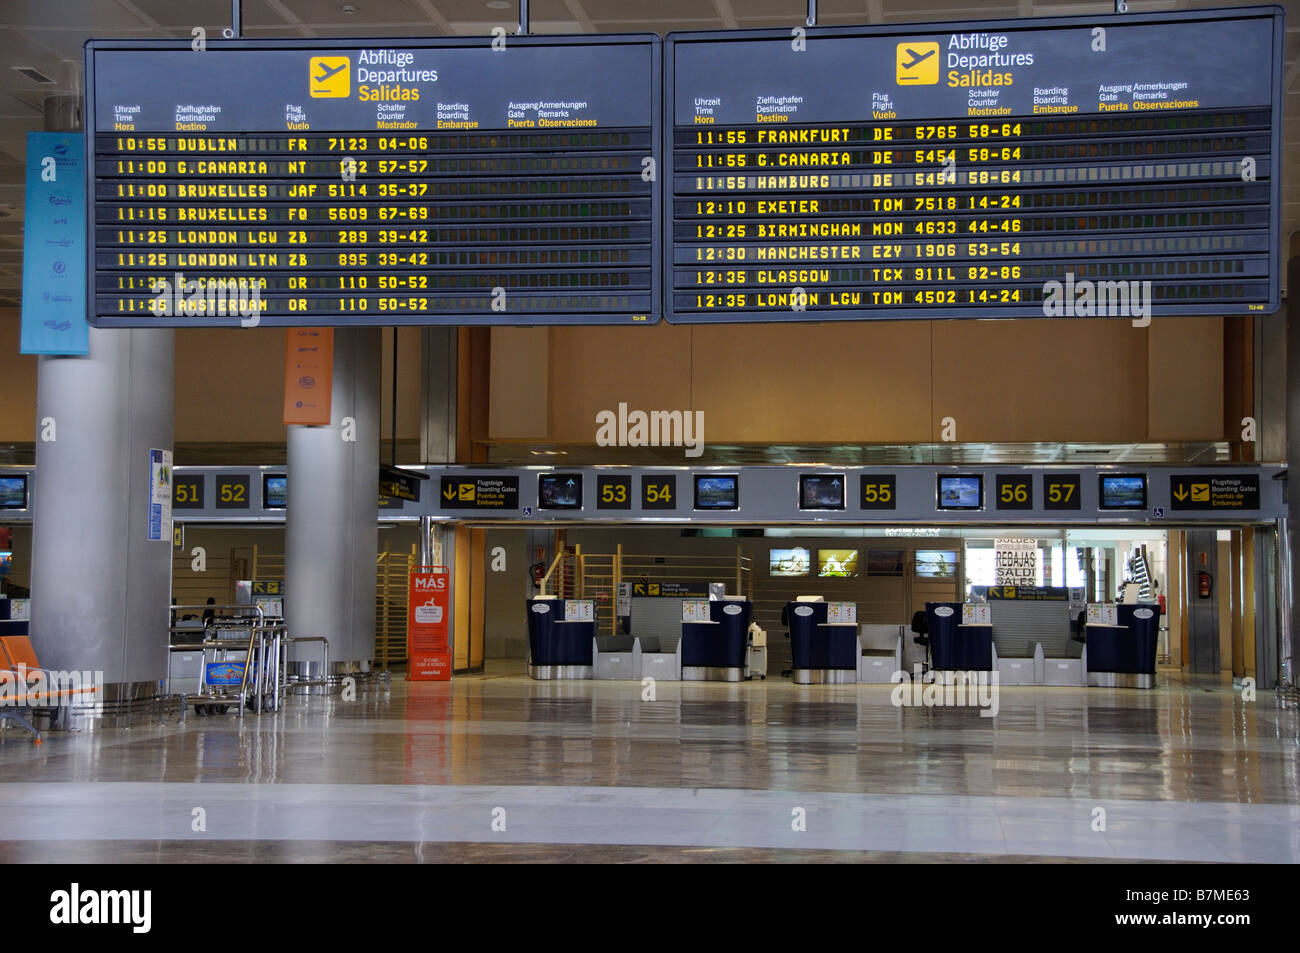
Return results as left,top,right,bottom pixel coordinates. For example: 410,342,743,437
85,35,660,327
665,8,1283,323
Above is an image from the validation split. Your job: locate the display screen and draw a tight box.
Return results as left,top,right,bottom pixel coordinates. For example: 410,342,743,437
262,474,287,509
916,550,959,578
937,475,982,510
666,10,1282,322
1099,473,1147,510
818,548,859,578
538,474,583,509
799,473,845,510
694,474,739,509
0,476,28,509
86,36,659,328
0,552,10,577
769,547,810,577
866,549,904,576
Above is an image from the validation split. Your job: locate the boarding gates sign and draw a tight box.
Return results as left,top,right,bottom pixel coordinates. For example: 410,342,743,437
407,567,450,681
995,537,1038,587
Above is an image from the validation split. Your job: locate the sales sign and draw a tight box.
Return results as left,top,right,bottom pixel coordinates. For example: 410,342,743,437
407,567,450,681
85,35,659,328
994,537,1037,586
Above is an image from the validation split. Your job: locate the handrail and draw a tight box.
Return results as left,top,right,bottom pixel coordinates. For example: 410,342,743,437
538,550,567,597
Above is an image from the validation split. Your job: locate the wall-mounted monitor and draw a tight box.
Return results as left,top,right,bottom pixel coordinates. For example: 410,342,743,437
866,550,905,577
0,475,28,510
0,551,11,577
694,474,739,510
538,473,583,509
769,547,810,577
262,474,287,509
916,550,959,579
1099,473,1147,510
817,549,859,578
937,475,982,510
799,474,845,510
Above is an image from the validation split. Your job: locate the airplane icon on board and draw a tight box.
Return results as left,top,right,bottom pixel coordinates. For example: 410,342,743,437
895,41,939,85
899,47,935,70
315,61,346,83
309,56,350,97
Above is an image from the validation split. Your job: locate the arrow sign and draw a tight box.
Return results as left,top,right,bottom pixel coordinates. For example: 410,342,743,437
439,476,519,510
1170,474,1259,510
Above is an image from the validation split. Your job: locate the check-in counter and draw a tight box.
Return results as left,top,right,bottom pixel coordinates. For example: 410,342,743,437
987,586,1086,686
682,599,752,682
786,600,859,684
1086,603,1159,688
526,597,596,679
925,602,993,672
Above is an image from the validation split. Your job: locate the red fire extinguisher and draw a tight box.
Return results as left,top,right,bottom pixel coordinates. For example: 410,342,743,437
1197,571,1213,599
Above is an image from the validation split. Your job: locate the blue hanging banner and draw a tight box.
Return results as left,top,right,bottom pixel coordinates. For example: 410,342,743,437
21,131,88,355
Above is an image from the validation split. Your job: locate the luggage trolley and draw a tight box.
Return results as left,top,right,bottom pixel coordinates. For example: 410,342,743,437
170,604,285,715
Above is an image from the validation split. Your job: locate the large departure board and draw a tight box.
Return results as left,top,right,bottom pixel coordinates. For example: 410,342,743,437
665,8,1283,323
85,36,659,327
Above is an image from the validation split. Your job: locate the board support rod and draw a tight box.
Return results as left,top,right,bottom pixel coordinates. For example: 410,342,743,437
229,0,242,38
806,0,817,28
518,0,530,35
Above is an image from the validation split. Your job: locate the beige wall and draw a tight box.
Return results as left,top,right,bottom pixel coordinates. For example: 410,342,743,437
493,318,1225,446
0,311,1230,448
0,310,38,443
0,318,424,445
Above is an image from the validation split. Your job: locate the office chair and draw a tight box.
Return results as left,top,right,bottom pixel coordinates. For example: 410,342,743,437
910,610,930,678
1071,609,1087,644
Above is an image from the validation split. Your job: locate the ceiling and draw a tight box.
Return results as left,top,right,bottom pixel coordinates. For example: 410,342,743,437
0,0,1295,309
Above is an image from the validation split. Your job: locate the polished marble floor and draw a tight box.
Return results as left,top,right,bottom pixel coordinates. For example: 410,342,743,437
0,665,1296,862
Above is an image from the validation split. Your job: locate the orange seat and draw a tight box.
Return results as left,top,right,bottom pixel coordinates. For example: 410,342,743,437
0,635,41,670
0,636,95,703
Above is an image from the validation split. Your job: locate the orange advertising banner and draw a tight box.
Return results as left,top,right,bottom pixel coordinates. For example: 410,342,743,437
408,566,452,681
283,328,333,426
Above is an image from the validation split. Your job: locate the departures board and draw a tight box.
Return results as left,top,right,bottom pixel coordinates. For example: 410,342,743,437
664,7,1284,323
85,35,660,327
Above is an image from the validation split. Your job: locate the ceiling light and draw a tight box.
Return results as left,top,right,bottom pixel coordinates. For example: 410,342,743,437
486,1,511,8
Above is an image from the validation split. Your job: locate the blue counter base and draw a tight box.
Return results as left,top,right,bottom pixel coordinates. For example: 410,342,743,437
1087,672,1154,689
682,665,743,682
793,668,856,685
528,664,593,680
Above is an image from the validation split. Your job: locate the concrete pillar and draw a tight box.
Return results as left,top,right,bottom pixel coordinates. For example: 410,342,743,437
285,327,380,671
31,330,175,689
28,93,176,707
1285,238,1300,687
